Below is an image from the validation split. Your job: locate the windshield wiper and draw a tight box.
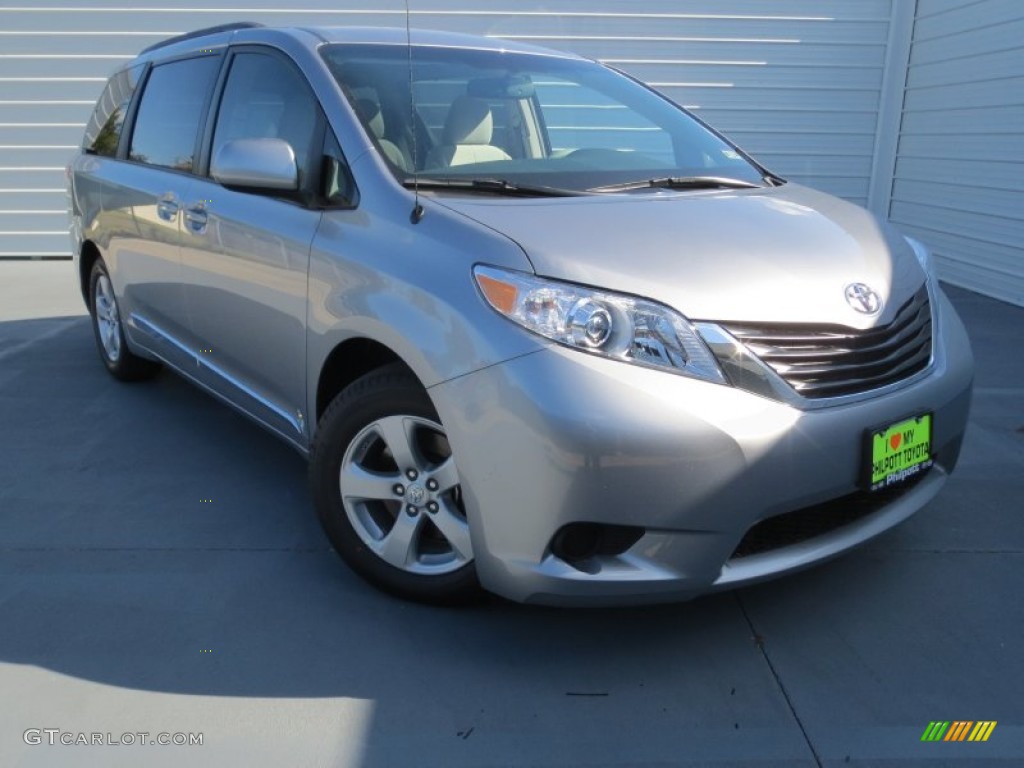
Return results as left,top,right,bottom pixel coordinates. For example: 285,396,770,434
403,177,582,197
589,175,763,193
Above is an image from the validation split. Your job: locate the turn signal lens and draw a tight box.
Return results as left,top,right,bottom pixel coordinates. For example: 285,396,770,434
475,273,518,314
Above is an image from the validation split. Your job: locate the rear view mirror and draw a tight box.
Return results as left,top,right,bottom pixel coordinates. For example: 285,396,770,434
211,138,298,192
467,75,535,99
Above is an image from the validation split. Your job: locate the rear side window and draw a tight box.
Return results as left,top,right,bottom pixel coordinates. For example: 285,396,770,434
129,56,220,172
83,63,145,157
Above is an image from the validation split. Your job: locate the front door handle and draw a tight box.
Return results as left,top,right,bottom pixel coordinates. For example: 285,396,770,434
156,193,180,222
183,203,208,233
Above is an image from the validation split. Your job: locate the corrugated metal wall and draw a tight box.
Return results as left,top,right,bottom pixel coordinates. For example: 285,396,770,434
0,0,893,260
890,0,1024,306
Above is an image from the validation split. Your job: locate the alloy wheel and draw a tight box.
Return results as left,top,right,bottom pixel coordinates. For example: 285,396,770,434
339,414,472,575
93,273,122,362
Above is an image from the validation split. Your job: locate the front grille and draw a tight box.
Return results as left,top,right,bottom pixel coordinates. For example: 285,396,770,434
730,476,924,560
721,285,932,399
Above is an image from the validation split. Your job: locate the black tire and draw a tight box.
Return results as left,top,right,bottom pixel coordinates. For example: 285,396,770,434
310,364,481,605
88,259,162,382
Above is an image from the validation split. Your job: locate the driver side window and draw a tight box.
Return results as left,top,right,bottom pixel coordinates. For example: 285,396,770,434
212,51,320,187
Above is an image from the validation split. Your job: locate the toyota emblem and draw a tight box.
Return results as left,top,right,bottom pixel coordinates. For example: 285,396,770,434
844,283,882,315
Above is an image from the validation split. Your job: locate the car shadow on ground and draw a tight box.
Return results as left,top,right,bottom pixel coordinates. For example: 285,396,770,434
0,317,766,696
2,286,1022,765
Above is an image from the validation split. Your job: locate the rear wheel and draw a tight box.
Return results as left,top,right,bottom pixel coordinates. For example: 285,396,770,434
89,259,161,381
310,365,480,604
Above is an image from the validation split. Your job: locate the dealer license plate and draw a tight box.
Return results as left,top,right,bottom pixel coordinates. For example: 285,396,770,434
866,414,933,491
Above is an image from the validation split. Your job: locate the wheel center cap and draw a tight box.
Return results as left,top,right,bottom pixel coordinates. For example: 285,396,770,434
406,484,427,505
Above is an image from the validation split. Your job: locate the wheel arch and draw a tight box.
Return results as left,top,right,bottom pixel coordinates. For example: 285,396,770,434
79,240,103,304
314,337,418,425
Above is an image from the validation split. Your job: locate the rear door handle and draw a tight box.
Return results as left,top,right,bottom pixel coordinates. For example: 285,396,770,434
156,194,180,222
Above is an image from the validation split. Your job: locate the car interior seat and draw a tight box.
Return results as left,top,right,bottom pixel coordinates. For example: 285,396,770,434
424,95,512,168
355,98,410,172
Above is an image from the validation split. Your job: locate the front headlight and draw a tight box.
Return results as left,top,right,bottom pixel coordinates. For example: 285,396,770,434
474,265,727,384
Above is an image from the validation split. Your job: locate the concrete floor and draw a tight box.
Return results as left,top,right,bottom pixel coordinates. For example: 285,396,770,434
1,262,1021,767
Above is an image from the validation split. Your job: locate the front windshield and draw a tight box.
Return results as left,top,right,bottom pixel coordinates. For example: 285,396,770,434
321,43,766,192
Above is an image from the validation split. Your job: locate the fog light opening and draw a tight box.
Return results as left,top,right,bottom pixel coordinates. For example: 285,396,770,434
550,523,645,571
552,523,602,562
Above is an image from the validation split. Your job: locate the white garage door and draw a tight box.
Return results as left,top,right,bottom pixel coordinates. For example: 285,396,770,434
0,0,892,259
890,0,1024,305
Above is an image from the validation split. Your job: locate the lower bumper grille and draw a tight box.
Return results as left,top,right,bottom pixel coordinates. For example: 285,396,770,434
721,285,932,399
730,477,923,560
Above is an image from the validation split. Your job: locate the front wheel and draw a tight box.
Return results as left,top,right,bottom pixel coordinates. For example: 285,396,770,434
310,365,481,604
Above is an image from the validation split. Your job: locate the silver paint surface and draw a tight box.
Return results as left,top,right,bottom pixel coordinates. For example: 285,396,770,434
68,25,974,604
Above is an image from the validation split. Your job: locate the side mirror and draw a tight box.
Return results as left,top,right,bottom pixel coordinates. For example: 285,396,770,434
211,138,298,192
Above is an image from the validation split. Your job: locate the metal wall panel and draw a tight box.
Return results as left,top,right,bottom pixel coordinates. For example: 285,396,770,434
891,0,1024,305
0,0,892,258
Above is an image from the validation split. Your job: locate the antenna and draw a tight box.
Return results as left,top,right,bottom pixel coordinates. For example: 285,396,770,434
405,0,424,223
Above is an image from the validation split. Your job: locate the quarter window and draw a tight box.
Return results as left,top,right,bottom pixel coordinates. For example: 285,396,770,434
84,63,145,157
129,56,220,172
211,52,320,187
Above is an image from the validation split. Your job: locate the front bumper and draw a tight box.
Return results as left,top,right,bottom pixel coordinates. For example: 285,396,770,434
429,288,974,605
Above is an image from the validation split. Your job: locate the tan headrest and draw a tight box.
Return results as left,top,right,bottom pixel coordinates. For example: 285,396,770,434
442,96,494,146
355,98,386,139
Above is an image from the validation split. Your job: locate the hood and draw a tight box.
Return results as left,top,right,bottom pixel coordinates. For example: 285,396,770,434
435,183,925,329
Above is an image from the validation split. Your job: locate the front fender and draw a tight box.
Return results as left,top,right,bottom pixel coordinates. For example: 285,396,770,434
305,185,542,434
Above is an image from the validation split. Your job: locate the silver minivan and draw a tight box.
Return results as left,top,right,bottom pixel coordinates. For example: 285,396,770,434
68,23,974,605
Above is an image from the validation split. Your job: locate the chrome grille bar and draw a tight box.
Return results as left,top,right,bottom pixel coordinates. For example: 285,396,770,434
720,285,933,399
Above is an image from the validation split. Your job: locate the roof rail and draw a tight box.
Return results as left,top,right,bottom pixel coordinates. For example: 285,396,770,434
139,22,264,55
